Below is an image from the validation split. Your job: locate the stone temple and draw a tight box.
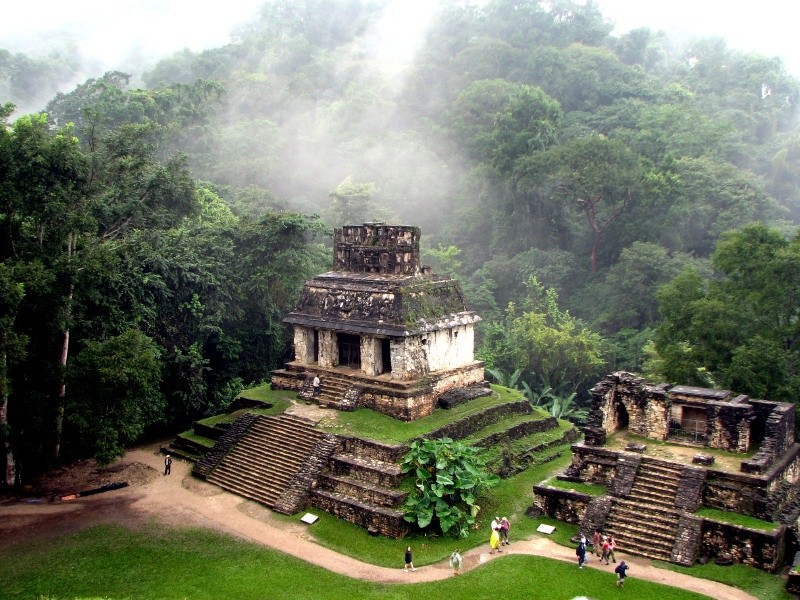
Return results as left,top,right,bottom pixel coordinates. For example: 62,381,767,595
271,223,485,420
533,371,800,576
186,223,510,538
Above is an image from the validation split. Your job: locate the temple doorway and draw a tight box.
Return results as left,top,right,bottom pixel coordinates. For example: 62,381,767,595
338,333,361,369
381,338,392,374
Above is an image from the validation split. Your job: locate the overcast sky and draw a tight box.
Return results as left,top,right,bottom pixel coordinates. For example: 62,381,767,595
1,0,799,78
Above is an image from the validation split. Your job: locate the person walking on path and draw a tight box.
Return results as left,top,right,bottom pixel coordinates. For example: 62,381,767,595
489,526,502,554
404,546,416,571
164,455,172,476
601,536,611,565
491,516,500,533
500,516,510,546
615,560,630,586
593,529,601,556
449,549,462,575
576,541,587,568
608,535,617,563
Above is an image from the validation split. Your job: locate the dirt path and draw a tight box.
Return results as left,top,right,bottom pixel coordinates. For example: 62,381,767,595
0,443,758,599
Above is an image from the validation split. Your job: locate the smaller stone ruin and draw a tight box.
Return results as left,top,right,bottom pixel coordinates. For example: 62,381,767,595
534,371,800,574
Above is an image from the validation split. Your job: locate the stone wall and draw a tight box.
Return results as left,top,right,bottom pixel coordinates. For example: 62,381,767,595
425,400,531,440
674,466,707,512
608,454,640,497
707,399,752,453
564,445,620,486
392,336,428,379
360,335,382,376
333,224,420,275
339,436,408,463
589,372,670,442
294,326,315,364
742,402,795,474
318,329,337,368
311,491,408,538
700,520,785,572
705,446,800,521
671,514,703,566
425,324,475,372
532,485,593,524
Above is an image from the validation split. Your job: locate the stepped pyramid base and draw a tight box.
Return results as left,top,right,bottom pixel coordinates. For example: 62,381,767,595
271,361,485,421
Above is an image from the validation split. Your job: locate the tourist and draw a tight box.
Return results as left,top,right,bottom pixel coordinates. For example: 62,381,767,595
312,375,320,397
608,535,617,563
491,516,500,533
449,548,462,575
404,546,416,571
164,454,172,476
593,529,601,556
500,516,510,546
576,541,587,568
615,560,629,586
489,525,502,554
601,536,611,565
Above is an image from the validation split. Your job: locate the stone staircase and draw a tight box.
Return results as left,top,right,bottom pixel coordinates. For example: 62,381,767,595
205,414,332,513
315,372,358,410
605,458,684,561
311,437,409,538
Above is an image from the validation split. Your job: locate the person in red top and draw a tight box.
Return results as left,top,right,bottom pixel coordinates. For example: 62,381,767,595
601,536,611,565
500,516,510,546
592,529,601,556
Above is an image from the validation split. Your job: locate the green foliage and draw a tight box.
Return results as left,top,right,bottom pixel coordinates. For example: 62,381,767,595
67,329,163,464
448,79,562,173
480,277,607,396
652,224,800,402
401,437,499,537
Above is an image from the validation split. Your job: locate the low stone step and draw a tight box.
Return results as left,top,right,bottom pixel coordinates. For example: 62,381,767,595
627,487,679,508
317,473,407,508
609,509,677,531
607,533,673,559
209,461,294,488
330,453,403,488
230,442,314,464
613,497,680,519
605,521,677,545
211,478,279,506
212,458,297,483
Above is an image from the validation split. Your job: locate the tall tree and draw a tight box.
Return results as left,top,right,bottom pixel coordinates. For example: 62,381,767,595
515,134,650,272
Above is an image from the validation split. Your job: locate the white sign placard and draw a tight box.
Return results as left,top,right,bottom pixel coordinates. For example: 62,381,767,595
536,524,556,534
300,513,319,525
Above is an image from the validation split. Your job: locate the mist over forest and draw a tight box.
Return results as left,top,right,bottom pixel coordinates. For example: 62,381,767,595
2,0,800,481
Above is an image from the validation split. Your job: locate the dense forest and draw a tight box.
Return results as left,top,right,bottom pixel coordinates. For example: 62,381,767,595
2,0,800,485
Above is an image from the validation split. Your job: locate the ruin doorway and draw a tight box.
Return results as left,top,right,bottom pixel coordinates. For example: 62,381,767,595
338,333,361,369
313,329,319,363
381,338,392,374
615,400,629,431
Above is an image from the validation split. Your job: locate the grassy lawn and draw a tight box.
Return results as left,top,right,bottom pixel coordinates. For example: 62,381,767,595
315,385,528,444
0,524,715,600
656,560,792,600
176,431,217,448
696,508,778,531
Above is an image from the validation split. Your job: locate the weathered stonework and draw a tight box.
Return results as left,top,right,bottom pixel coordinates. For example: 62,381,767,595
700,520,785,572
274,224,484,419
532,486,593,524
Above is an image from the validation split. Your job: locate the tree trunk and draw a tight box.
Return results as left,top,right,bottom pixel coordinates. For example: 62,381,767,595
53,233,75,463
0,332,15,487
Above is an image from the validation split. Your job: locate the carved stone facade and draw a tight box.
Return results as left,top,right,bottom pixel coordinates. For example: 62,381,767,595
272,224,484,420
585,371,792,458
534,371,800,576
